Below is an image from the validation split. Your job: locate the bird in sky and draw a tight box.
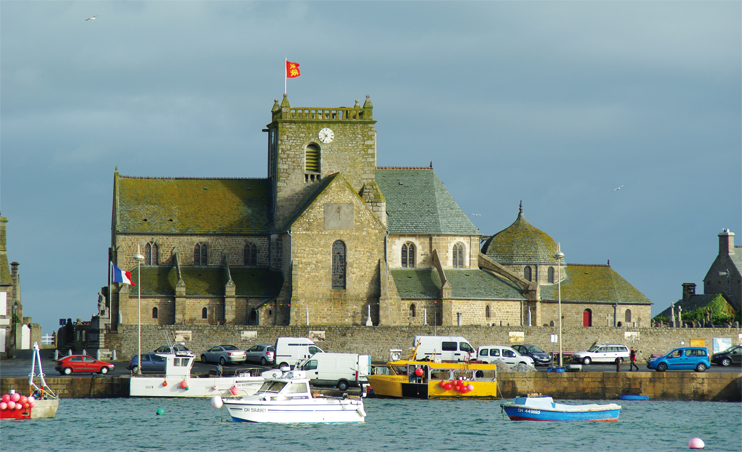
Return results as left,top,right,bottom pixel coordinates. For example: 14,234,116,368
612,185,624,192
85,16,97,21
471,213,481,217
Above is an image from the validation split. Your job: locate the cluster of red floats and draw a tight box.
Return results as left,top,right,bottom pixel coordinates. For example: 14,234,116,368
438,379,475,393
0,392,37,419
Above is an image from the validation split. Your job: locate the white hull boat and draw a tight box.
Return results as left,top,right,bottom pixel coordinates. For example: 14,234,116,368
212,370,366,423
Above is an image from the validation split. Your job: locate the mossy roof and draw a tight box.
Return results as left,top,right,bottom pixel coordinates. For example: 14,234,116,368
658,293,734,319
115,175,273,235
540,264,652,305
132,266,283,297
391,268,525,300
482,210,557,264
376,169,480,235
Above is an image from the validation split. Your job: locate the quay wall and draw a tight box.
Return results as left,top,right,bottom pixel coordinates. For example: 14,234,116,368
1,373,740,401
107,325,742,363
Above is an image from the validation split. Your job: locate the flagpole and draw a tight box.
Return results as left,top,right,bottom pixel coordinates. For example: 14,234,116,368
133,246,144,375
284,58,287,95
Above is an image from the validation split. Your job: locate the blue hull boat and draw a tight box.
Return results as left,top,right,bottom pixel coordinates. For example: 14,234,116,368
501,396,621,422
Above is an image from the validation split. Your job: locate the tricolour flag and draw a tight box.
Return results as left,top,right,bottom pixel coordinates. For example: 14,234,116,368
286,61,300,78
110,262,135,286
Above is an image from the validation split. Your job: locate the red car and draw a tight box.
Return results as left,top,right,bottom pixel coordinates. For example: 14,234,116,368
55,355,115,375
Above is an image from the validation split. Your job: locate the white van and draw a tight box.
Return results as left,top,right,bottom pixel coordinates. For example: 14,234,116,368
477,345,534,367
297,353,371,390
412,335,476,362
274,337,325,369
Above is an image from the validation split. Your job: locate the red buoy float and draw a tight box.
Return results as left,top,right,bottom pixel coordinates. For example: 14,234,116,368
415,368,423,377
180,381,188,389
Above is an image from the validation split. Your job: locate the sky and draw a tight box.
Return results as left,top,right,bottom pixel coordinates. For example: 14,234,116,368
1,1,740,335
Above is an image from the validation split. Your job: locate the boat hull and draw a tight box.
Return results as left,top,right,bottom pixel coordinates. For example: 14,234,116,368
502,396,621,422
130,375,263,398
223,399,365,423
0,399,58,420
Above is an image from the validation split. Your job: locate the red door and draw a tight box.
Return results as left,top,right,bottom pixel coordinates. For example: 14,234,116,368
583,310,592,327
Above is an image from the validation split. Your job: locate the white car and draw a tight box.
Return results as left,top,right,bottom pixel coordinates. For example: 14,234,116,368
477,345,534,368
573,344,630,365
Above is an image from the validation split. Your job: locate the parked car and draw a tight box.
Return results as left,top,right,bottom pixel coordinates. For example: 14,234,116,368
711,345,742,367
646,347,710,372
476,345,534,368
201,345,247,365
153,344,194,357
573,344,630,365
245,344,275,366
512,344,552,366
127,353,167,373
55,355,115,375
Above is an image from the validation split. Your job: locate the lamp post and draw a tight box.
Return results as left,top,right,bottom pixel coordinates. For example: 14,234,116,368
553,244,564,368
133,245,144,375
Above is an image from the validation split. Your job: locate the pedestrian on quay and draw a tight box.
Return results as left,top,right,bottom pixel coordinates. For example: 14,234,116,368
629,347,639,371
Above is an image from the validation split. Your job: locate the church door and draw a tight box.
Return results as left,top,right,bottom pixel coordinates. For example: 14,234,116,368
583,309,593,327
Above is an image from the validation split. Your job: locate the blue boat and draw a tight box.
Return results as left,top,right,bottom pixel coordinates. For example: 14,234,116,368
619,394,649,401
501,395,621,422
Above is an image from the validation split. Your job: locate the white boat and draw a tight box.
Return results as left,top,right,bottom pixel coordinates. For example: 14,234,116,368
129,354,264,398
212,370,366,423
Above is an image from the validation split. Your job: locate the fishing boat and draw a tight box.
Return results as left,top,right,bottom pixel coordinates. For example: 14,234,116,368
211,369,366,423
365,359,498,399
0,342,59,420
129,353,264,398
501,395,621,422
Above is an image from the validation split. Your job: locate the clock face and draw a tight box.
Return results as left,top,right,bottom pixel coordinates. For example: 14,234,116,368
318,128,334,144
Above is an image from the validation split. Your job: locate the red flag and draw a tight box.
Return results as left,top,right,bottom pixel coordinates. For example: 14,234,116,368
286,61,301,78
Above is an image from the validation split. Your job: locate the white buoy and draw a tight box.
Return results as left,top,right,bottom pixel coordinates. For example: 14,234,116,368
210,395,223,409
689,438,705,449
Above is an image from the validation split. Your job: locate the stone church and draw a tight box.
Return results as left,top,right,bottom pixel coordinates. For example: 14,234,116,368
103,95,651,332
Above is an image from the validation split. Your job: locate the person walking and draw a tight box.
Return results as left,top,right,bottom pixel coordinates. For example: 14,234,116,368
629,347,639,371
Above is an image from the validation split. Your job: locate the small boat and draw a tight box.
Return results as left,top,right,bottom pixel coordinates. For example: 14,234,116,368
212,370,366,423
129,353,264,398
1,342,59,420
501,395,621,422
619,394,649,401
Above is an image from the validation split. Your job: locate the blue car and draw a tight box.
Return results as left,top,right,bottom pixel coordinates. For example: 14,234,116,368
646,347,710,372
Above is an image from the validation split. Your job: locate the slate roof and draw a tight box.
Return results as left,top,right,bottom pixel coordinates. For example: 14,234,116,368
132,266,283,297
391,268,525,300
540,264,652,305
280,173,339,230
375,169,480,235
115,174,273,235
483,207,557,264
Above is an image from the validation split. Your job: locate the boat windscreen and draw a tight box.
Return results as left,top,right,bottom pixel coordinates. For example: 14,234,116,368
258,381,287,393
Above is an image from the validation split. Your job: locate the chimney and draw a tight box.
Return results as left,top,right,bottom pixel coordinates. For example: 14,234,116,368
719,229,735,255
682,283,696,300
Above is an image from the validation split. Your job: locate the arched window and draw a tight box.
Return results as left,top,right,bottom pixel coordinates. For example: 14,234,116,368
305,144,321,182
548,267,555,283
583,309,593,327
152,307,158,319
524,266,532,282
145,242,158,265
194,243,207,265
409,304,416,318
401,242,416,268
244,244,258,267
332,240,346,289
453,243,465,268
486,305,491,319
625,309,632,324
249,309,258,326
202,307,208,319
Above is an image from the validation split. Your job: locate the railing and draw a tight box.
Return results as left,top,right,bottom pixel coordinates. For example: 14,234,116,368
41,334,55,345
282,107,368,121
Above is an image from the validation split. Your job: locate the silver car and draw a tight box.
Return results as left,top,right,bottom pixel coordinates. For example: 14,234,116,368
245,344,275,366
201,345,247,365
573,344,630,365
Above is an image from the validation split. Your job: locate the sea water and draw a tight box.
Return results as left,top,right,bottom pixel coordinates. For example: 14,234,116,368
1,397,740,451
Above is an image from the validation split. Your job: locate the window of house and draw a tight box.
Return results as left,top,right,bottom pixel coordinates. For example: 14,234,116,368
332,240,346,289
453,243,465,268
402,242,416,268
145,242,158,265
194,243,207,265
524,266,532,282
152,307,158,319
548,267,555,283
202,307,208,319
245,243,258,267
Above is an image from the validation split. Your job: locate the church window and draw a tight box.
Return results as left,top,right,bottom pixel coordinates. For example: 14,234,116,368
409,304,416,318
402,242,416,268
202,307,208,319
194,243,207,265
152,307,158,319
332,240,346,289
453,243,465,268
486,305,491,318
625,310,632,324
305,144,321,182
548,267,555,283
524,266,532,282
145,242,158,265
244,244,258,267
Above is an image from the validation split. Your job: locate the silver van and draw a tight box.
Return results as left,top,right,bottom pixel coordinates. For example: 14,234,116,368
573,344,630,365
477,345,534,367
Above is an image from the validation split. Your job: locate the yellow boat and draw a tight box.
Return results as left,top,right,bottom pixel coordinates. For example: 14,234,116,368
366,360,498,399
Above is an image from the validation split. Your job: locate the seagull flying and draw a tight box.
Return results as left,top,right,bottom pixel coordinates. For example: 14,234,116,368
612,185,624,192
85,16,97,21
471,213,481,217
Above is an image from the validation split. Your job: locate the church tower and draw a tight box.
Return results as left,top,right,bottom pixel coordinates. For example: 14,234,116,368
266,95,377,227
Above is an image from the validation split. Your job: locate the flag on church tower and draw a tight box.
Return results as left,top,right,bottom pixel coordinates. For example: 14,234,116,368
110,262,135,286
286,60,301,78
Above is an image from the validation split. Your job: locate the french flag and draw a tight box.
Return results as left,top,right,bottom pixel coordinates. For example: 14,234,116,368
110,262,135,286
